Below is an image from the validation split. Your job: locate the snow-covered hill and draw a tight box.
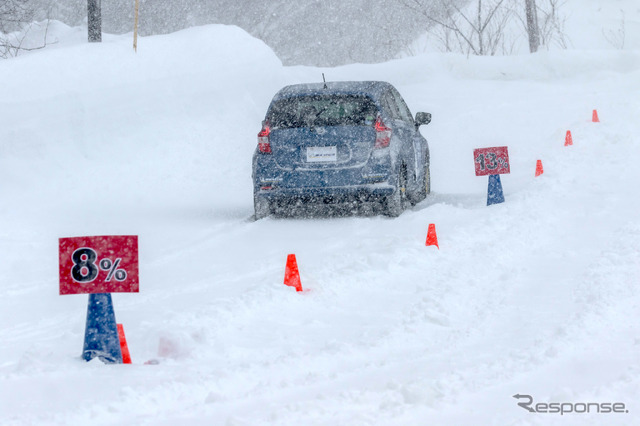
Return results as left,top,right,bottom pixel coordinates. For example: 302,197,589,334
1,9,640,426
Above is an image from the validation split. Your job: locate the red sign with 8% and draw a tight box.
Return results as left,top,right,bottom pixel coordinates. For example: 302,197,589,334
59,236,139,295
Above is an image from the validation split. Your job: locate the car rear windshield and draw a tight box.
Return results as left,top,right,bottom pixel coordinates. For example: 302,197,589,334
267,95,378,129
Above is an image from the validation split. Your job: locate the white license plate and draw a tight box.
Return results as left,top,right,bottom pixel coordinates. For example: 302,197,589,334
306,146,337,163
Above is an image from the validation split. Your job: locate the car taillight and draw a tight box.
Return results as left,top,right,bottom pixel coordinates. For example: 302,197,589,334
257,123,272,154
374,116,391,149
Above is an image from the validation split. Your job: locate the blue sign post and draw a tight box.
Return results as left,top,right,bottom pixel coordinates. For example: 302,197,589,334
487,174,505,206
82,293,123,364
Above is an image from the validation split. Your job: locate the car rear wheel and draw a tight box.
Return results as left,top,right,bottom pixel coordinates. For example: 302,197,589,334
254,195,271,220
384,166,407,217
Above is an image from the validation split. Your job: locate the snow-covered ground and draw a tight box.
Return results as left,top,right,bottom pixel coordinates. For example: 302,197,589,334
1,2,639,424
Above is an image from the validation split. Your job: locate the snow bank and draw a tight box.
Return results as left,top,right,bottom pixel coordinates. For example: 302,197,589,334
327,49,640,85
2,22,282,101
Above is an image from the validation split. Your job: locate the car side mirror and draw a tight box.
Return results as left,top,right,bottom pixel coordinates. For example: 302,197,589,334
415,112,431,128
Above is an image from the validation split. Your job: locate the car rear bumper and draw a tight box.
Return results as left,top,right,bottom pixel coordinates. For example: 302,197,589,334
256,182,395,205
253,149,398,206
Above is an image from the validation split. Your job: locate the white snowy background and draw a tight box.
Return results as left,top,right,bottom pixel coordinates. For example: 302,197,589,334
1,0,639,424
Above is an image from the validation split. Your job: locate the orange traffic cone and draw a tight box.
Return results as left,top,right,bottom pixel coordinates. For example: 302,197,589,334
564,130,573,146
535,160,544,177
117,323,132,364
284,254,303,292
592,109,600,123
425,224,439,249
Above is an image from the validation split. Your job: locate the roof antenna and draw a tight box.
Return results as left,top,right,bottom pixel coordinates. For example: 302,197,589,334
322,73,327,89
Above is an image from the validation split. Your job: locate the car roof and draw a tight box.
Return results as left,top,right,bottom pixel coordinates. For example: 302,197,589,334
271,81,395,102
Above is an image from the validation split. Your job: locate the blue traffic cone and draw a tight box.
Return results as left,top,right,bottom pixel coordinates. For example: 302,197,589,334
487,174,505,206
82,293,123,364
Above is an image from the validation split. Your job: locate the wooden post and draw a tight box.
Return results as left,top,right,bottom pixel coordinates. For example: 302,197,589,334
133,0,139,52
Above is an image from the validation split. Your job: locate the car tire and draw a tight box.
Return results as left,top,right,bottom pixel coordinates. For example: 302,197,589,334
384,166,407,217
421,163,431,198
425,164,431,195
254,195,271,220
410,160,430,205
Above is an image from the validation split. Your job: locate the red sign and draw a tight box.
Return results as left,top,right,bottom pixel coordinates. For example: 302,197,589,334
473,146,510,176
59,235,139,295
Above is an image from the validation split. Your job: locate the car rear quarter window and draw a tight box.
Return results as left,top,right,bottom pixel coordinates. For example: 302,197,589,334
381,92,401,120
384,90,413,124
268,95,378,129
391,89,414,124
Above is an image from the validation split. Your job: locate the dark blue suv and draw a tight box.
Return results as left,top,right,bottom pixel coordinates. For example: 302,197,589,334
252,81,431,219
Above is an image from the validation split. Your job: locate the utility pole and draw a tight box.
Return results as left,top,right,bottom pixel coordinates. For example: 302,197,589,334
525,0,540,52
88,0,102,42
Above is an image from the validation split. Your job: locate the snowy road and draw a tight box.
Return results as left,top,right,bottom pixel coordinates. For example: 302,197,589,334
1,21,640,425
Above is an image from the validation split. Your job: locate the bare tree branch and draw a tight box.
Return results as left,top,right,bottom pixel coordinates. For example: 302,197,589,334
1,2,54,59
602,9,625,50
